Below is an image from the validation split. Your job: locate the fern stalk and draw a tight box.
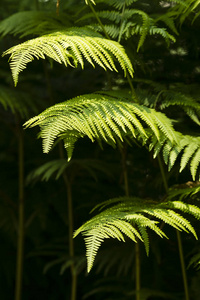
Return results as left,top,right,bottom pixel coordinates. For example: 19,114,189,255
176,230,190,300
121,146,141,300
88,2,109,39
157,154,190,300
56,0,61,16
59,144,77,300
135,241,140,300
118,2,126,43
15,124,25,300
64,173,77,300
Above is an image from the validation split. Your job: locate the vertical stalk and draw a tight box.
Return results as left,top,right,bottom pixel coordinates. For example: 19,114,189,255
135,242,140,300
121,146,140,300
56,0,61,16
63,173,77,300
59,144,77,300
157,154,190,300
15,125,25,300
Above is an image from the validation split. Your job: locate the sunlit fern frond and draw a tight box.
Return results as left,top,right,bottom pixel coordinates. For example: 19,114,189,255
0,11,71,38
0,85,38,119
150,133,200,180
3,27,133,86
74,196,200,272
24,93,177,161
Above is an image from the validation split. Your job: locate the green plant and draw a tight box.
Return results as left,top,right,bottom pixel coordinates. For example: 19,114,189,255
1,0,200,299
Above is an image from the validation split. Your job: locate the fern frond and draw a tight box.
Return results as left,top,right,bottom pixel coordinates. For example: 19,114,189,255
3,27,133,86
159,90,200,126
151,132,200,180
26,159,68,183
188,252,200,269
83,9,176,48
101,0,138,10
168,0,200,24
180,141,199,174
74,197,200,272
0,11,71,38
165,200,200,221
0,85,38,119
156,13,179,35
167,183,200,201
24,93,177,161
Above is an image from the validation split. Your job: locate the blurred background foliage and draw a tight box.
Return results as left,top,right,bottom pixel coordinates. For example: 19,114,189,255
1,0,200,299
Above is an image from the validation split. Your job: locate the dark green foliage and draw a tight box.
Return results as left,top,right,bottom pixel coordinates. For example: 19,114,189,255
1,0,200,299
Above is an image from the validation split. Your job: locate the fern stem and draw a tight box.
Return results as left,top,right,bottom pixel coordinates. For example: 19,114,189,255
121,146,140,300
127,74,139,103
63,173,77,300
118,3,126,43
157,154,168,191
176,230,190,300
121,146,129,197
56,0,61,16
88,2,110,39
15,125,25,300
157,154,190,300
135,242,140,300
59,144,77,300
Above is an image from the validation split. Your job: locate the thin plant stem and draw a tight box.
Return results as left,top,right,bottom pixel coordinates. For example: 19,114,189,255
135,242,140,300
121,146,140,300
176,230,190,300
15,125,25,300
157,154,190,300
56,0,61,16
59,144,77,300
63,172,77,300
88,2,109,39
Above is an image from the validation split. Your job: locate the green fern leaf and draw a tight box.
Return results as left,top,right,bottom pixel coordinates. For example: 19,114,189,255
3,27,133,86
190,148,200,180
74,197,199,272
180,142,199,173
24,93,177,160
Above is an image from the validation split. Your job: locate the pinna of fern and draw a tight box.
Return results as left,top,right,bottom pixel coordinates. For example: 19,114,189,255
24,93,177,161
73,196,200,272
2,27,133,86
